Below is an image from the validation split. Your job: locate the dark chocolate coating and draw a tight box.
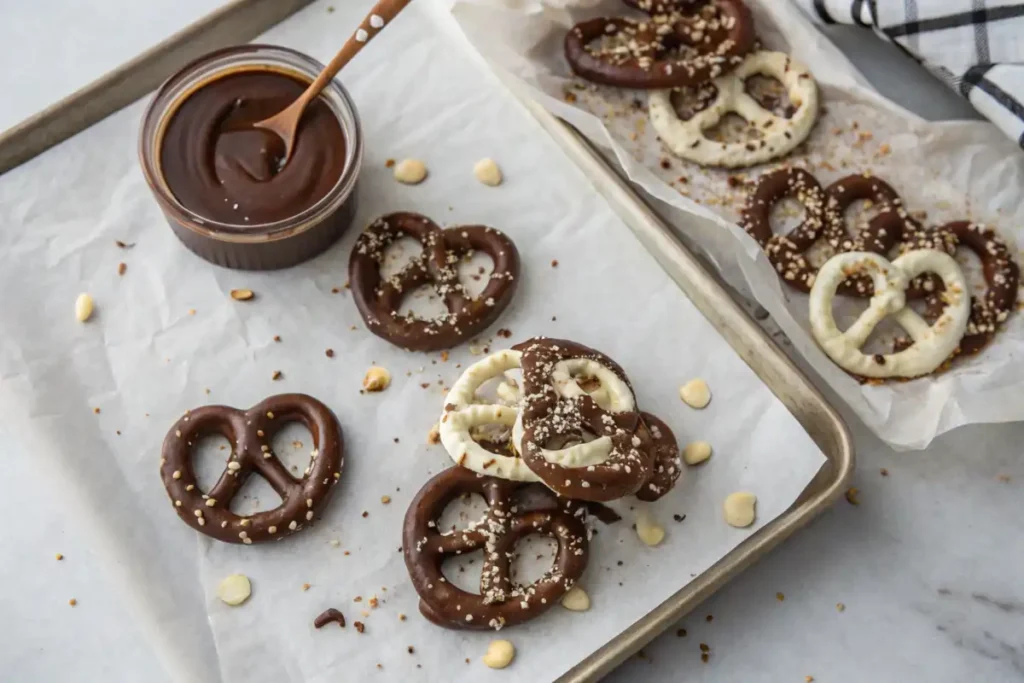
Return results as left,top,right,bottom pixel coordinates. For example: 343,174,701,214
514,338,653,501
349,212,520,351
402,467,588,630
635,412,683,502
741,167,835,293
159,393,343,544
160,69,346,225
564,0,755,89
920,221,1019,356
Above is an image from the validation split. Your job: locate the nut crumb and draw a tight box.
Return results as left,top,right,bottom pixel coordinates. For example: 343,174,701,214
381,495,391,505
385,158,395,167
273,335,281,342
845,487,860,506
427,424,440,444
354,621,365,633
407,645,415,654
362,511,369,518
399,613,407,621
55,553,64,561
271,370,282,381
363,366,391,392
325,348,335,358
302,583,311,591
776,592,785,601
117,262,127,276
69,599,77,607
836,602,845,612
229,289,254,301
93,407,101,415
880,468,889,477
551,259,559,268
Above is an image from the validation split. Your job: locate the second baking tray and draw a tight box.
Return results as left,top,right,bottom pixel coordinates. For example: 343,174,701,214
0,2,854,680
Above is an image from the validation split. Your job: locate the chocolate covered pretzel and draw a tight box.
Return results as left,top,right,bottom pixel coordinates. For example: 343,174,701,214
349,212,519,351
742,170,919,296
918,221,1019,355
402,467,589,630
160,394,343,544
513,338,653,501
565,0,755,89
740,167,837,292
635,412,683,502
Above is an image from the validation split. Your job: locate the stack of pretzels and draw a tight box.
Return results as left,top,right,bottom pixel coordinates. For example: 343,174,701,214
565,0,821,168
740,167,1019,379
402,337,683,630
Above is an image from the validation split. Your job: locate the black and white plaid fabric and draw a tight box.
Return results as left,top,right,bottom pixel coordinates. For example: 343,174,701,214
796,0,1024,148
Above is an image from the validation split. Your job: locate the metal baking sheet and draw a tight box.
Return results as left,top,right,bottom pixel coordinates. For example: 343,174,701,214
0,2,853,680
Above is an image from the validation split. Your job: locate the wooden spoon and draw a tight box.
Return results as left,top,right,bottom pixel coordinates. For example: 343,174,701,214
253,0,413,168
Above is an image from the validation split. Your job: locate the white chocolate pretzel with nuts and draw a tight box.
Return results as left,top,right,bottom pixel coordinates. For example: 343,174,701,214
648,51,818,168
440,350,539,482
440,350,637,481
809,250,971,379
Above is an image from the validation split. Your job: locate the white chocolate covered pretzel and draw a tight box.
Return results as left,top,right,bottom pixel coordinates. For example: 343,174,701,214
648,51,819,168
439,350,539,482
809,251,970,379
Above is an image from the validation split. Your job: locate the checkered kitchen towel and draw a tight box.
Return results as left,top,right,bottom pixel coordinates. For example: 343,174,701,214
797,0,1024,148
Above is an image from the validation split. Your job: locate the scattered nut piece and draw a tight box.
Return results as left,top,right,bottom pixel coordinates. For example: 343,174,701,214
230,289,255,301
75,293,94,322
69,598,77,607
399,613,407,621
325,348,335,358
482,639,515,669
679,378,711,409
683,441,712,465
354,621,366,633
836,602,845,612
635,512,666,547
880,468,889,477
381,495,392,505
302,583,311,591
845,487,860,506
217,574,252,606
776,592,785,602
427,424,441,445
55,553,64,561
117,262,127,276
473,158,503,186
724,492,757,528
363,366,391,392
393,158,427,184
271,370,283,381
560,586,590,612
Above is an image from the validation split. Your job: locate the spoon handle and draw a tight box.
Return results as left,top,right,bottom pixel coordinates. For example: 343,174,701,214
300,0,414,107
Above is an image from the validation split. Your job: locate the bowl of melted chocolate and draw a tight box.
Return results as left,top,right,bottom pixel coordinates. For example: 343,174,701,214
140,45,363,270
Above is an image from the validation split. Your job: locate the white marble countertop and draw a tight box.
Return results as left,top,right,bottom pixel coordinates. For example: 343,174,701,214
2,2,1022,682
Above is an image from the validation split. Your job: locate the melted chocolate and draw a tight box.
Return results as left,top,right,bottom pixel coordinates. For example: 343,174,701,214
160,68,346,225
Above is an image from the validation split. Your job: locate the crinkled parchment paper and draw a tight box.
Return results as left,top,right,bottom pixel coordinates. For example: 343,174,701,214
0,0,824,680
451,0,1024,450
